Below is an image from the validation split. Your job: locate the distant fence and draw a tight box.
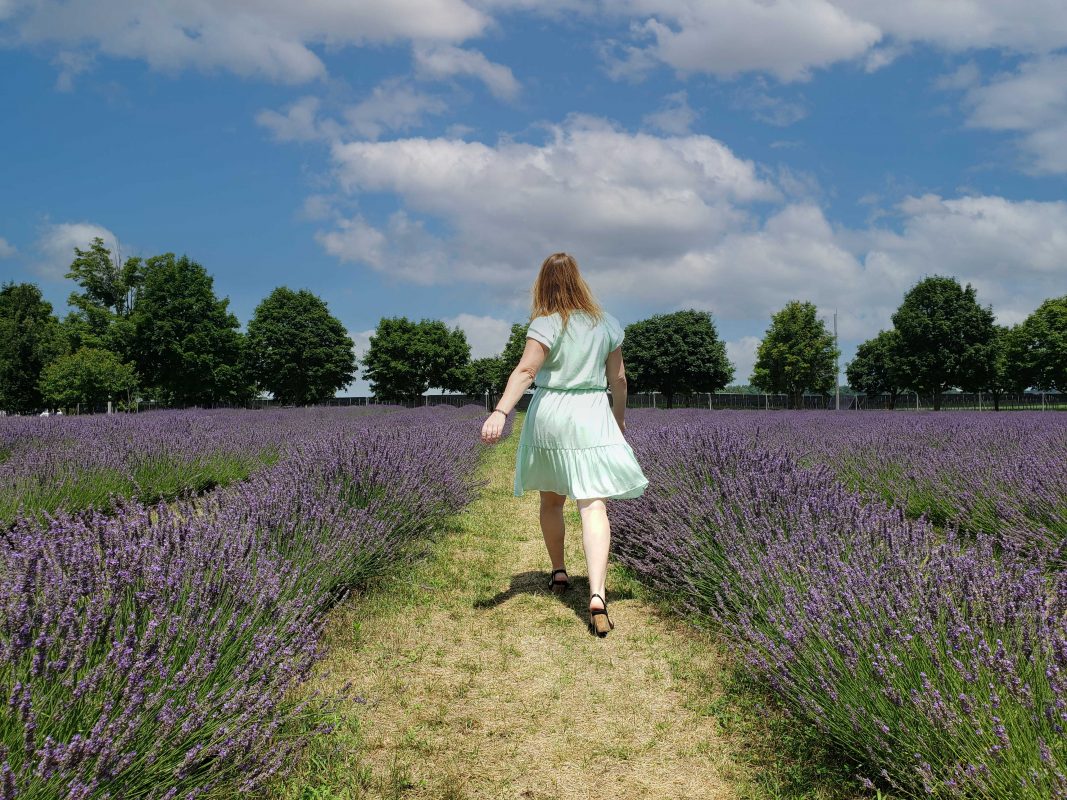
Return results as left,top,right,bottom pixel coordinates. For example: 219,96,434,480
10,389,1063,417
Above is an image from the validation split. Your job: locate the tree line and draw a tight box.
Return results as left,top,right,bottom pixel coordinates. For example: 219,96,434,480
0,238,357,413
1,240,1063,413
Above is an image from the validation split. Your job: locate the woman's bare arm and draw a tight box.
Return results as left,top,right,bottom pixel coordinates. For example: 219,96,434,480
495,338,548,414
606,346,626,430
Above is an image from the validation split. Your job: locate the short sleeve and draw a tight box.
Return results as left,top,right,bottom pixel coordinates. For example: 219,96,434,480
607,315,624,350
527,315,556,349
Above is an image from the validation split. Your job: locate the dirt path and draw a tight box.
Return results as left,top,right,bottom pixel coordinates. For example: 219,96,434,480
277,413,754,800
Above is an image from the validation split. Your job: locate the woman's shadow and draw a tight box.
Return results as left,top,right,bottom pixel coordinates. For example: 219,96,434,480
474,569,635,625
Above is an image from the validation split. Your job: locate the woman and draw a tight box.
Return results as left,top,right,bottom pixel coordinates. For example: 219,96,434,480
480,252,648,638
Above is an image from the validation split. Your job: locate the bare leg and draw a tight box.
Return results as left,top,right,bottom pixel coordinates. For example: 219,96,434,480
539,490,567,573
576,498,609,611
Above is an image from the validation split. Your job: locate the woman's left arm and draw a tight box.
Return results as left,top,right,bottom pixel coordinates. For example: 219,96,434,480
480,338,548,444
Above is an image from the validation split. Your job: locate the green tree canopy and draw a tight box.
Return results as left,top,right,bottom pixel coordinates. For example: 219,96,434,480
845,328,907,407
38,347,137,411
1010,295,1067,392
63,236,142,359
456,356,504,396
751,300,838,409
245,287,356,405
361,317,471,402
131,253,251,406
496,322,533,391
622,309,734,408
0,282,66,413
891,275,995,410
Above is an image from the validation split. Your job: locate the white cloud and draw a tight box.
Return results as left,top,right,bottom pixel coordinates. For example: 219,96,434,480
954,54,1067,174
0,236,16,258
859,193,1067,325
443,312,514,357
255,96,338,143
412,42,520,101
731,78,809,126
641,90,697,134
597,1,1067,83
342,78,451,140
725,335,761,384
1,0,489,83
256,80,451,144
32,221,124,280
324,114,780,286
315,114,1066,352
610,0,882,83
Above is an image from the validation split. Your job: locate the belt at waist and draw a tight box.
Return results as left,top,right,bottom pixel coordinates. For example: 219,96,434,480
534,385,607,393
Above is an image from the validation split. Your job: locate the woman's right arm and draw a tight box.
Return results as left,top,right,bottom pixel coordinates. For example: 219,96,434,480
606,346,627,432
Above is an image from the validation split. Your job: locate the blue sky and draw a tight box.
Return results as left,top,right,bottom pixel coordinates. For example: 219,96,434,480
1,1,1065,395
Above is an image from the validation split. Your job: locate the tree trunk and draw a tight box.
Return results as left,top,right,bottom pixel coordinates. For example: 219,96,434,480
666,392,674,409
993,391,1001,412
888,393,897,410
933,389,942,411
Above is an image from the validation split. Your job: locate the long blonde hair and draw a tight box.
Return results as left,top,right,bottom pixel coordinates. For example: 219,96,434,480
529,252,603,332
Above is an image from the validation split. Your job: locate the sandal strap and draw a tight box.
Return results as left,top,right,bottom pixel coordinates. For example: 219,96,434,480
589,593,609,615
550,568,568,577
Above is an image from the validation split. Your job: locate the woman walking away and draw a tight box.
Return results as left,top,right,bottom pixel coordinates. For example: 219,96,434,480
480,252,648,637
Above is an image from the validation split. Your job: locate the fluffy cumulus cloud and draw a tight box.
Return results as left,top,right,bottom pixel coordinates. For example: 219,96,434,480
309,111,1065,350
600,0,1067,81
858,193,1067,326
951,54,1067,175
412,43,521,101
32,221,123,279
0,0,489,84
725,335,761,384
322,114,780,286
443,312,514,358
0,236,17,258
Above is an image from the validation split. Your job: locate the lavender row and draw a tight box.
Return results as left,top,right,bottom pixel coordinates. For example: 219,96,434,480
0,405,497,799
610,410,1066,799
0,406,401,524
634,410,1067,562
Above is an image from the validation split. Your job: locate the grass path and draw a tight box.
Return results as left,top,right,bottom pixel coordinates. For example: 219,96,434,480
270,414,831,800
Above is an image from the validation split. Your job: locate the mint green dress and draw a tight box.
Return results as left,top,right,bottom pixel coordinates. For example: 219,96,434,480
513,310,648,500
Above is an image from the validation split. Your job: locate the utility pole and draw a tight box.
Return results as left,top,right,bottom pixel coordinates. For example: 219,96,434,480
834,309,840,411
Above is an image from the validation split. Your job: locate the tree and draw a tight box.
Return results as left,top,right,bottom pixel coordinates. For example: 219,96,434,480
622,309,734,408
495,322,532,391
131,253,251,405
891,275,995,410
845,329,907,408
979,324,1022,411
457,356,504,396
361,317,471,402
64,236,142,359
0,282,66,413
245,287,356,405
751,301,838,409
1010,295,1067,392
38,348,137,411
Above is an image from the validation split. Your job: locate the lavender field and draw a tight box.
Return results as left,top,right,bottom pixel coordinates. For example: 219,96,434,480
611,410,1067,799
0,405,497,798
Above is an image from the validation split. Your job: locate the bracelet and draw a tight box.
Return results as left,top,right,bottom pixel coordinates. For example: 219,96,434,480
491,408,507,417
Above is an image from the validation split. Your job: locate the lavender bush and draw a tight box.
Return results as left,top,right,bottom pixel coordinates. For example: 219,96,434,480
0,405,496,798
611,410,1066,799
0,406,399,524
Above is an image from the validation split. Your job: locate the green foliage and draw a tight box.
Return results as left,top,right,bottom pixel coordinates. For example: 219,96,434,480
246,287,356,405
456,356,505,396
621,309,734,408
361,317,471,402
751,301,838,409
1010,294,1067,392
131,253,252,405
38,347,137,410
64,236,143,359
845,329,907,406
0,282,66,413
891,275,995,410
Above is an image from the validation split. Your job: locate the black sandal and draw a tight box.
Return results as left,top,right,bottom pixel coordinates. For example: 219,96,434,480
588,593,614,637
548,568,571,595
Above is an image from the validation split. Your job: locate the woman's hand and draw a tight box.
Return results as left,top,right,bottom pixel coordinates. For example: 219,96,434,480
481,411,506,444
